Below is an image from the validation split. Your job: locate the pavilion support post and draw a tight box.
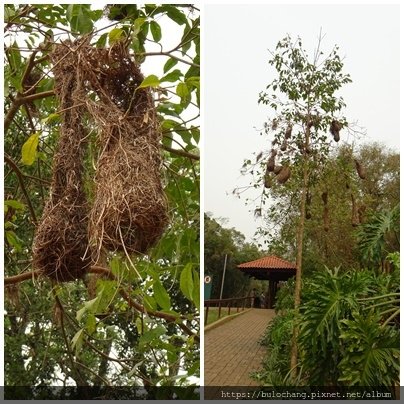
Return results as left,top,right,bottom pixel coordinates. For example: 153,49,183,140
268,279,275,309
266,281,270,309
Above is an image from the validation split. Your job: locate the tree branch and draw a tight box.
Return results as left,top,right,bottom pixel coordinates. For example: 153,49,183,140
162,145,199,160
4,90,55,133
4,154,38,225
5,269,42,285
142,51,199,68
90,266,200,341
4,266,200,342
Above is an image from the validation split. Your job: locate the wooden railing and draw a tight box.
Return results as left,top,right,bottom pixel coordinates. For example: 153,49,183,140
204,296,253,325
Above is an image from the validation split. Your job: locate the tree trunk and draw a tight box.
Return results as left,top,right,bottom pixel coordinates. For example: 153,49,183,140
290,122,310,378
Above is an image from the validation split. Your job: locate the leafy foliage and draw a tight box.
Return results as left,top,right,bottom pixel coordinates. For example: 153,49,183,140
256,262,399,388
356,204,399,269
4,4,200,391
339,312,399,386
298,267,373,385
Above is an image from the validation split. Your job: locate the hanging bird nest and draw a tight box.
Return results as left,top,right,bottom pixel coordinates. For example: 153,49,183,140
276,165,291,184
32,42,91,282
32,37,169,280
354,159,366,180
90,135,168,255
285,125,292,139
330,120,342,142
266,157,275,172
264,173,272,189
280,139,287,152
75,40,169,259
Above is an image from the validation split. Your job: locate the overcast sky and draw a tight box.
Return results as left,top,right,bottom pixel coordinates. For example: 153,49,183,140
204,3,400,244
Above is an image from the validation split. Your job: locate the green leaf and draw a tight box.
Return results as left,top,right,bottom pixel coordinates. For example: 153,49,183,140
4,79,9,97
138,74,160,89
135,317,143,334
76,307,86,322
5,5,16,21
96,32,108,48
86,313,97,334
6,231,22,252
191,127,200,144
161,69,182,83
186,76,200,89
41,113,60,125
109,28,125,44
4,200,25,210
143,294,157,311
150,21,162,42
8,43,21,71
176,82,189,99
133,17,146,35
139,325,166,348
163,58,178,73
161,5,187,25
84,296,100,313
66,4,93,34
71,329,85,356
192,269,200,310
180,263,194,302
21,132,40,166
153,280,171,311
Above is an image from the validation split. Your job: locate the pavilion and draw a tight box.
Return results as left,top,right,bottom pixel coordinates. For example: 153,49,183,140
237,255,296,309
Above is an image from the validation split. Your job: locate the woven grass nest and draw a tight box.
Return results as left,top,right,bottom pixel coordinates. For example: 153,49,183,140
32,38,168,282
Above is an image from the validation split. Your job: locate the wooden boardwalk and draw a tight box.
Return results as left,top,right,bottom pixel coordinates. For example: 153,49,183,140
204,309,275,386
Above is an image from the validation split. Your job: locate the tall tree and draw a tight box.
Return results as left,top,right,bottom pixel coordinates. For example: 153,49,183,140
243,34,352,376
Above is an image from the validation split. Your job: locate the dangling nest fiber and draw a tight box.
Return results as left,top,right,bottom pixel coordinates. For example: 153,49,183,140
32,41,91,282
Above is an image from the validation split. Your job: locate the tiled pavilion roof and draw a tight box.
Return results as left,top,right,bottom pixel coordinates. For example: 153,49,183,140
237,255,296,281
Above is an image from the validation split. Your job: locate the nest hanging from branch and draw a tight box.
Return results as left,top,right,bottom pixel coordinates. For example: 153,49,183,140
330,120,342,142
285,125,292,139
33,37,169,280
276,165,291,184
75,41,169,259
354,159,366,180
90,135,168,255
264,173,272,189
32,41,91,282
